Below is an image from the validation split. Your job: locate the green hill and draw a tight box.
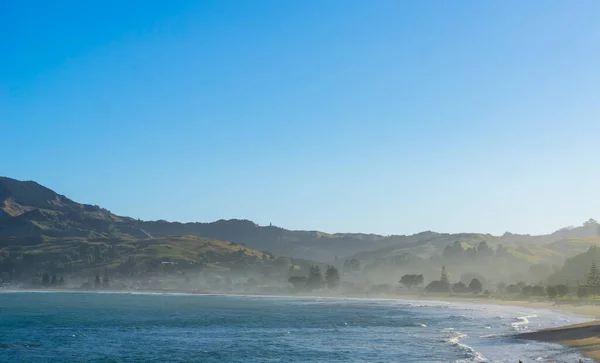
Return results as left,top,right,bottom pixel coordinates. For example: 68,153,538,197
1,176,599,274
0,235,273,279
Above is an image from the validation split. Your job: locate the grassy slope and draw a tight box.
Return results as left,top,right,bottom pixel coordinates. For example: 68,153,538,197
1,235,271,274
3,176,600,267
353,232,600,267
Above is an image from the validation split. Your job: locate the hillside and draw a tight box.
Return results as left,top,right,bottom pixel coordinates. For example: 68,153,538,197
1,176,599,268
0,235,272,278
548,245,600,285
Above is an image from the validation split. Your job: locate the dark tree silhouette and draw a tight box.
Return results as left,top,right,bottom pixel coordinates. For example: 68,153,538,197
546,286,558,299
400,274,424,289
306,265,323,290
440,266,449,286
426,280,449,293
555,284,568,297
325,266,340,289
506,284,520,294
531,285,545,296
587,261,600,296
468,278,482,293
452,282,470,293
425,267,450,293
496,282,507,293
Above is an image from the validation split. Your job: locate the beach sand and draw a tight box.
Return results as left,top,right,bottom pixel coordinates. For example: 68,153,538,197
517,320,600,361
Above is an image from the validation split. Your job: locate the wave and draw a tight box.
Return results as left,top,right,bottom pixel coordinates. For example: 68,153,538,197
510,313,537,332
448,314,475,322
406,323,427,327
445,331,486,362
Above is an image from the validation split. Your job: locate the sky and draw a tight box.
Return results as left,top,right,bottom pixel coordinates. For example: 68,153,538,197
2,0,600,236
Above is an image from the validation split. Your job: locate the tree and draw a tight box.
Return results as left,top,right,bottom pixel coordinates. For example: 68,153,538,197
426,267,450,293
496,282,507,293
556,284,568,297
546,286,558,299
443,241,464,258
400,274,424,289
426,280,449,293
306,266,323,290
288,276,307,290
459,273,486,287
578,286,589,298
587,261,600,296
452,282,470,293
506,284,520,294
440,266,449,286
94,274,101,289
468,278,482,293
325,266,340,289
531,285,546,297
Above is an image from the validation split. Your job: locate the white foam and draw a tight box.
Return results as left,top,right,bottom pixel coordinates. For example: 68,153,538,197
446,331,487,362
510,313,537,331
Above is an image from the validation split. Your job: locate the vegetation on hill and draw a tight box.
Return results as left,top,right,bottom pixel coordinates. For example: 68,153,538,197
549,246,600,286
0,235,271,280
3,176,599,266
2,176,600,297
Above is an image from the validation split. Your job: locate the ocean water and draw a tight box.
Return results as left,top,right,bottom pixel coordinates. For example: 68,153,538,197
0,292,593,362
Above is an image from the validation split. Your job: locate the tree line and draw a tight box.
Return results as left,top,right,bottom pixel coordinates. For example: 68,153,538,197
288,265,340,291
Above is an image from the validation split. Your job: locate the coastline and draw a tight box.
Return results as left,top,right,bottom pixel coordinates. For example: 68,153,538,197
418,295,600,362
516,320,600,361
4,288,599,361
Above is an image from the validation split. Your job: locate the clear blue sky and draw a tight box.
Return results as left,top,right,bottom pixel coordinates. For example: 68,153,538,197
2,0,600,236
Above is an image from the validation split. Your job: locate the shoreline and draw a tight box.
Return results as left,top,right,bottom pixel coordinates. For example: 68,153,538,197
4,288,599,361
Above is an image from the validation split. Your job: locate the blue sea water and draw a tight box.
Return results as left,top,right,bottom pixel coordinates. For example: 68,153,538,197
0,292,594,362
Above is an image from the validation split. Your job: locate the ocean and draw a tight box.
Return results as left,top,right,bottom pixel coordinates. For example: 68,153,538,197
0,292,593,362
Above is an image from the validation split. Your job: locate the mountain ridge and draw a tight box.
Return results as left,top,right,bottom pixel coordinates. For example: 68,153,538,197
1,176,599,263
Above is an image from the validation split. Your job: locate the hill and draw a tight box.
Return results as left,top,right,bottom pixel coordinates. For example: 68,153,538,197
0,235,271,277
548,245,600,285
1,176,600,271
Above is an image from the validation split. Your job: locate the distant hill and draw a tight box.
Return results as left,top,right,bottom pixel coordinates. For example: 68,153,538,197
1,176,599,266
